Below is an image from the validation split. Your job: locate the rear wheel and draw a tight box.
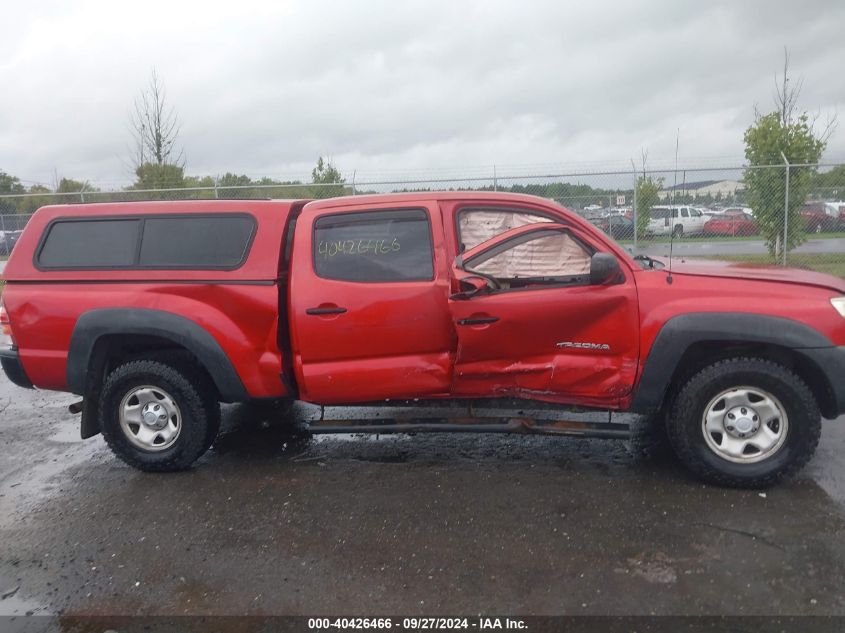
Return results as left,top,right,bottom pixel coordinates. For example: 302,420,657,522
100,360,220,472
665,357,820,487
672,224,684,238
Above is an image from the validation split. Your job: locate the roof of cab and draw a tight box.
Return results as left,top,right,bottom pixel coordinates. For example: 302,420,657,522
303,190,563,211
26,199,306,221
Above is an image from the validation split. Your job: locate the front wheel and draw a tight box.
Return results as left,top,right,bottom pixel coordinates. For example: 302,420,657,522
665,357,821,487
100,360,221,472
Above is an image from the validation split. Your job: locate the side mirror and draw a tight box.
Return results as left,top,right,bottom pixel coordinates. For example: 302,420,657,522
590,252,622,286
450,275,492,300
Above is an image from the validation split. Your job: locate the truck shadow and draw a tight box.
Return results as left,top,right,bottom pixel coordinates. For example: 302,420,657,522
207,402,732,483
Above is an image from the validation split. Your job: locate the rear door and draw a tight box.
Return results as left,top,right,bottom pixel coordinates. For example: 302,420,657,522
445,208,639,405
288,201,455,404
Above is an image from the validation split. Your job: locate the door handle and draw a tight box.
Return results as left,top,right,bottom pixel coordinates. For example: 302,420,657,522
457,316,499,326
306,306,348,315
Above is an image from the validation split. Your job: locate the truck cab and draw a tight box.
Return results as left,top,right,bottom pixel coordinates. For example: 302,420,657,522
288,193,639,408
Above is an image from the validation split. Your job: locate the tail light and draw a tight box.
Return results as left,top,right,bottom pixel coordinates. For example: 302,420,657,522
0,300,14,350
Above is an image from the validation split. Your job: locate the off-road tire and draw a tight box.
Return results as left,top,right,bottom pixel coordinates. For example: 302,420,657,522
100,360,221,472
666,357,821,488
146,353,221,452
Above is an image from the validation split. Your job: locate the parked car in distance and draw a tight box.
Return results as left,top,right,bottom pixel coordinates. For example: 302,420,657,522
826,201,845,221
703,211,758,237
647,206,708,237
590,215,635,240
801,202,837,234
721,206,754,216
0,230,23,257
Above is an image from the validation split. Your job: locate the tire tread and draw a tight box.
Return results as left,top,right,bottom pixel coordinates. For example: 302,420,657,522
666,357,820,488
99,359,220,472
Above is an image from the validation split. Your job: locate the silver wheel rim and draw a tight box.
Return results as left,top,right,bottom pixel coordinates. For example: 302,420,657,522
119,385,182,452
701,386,788,464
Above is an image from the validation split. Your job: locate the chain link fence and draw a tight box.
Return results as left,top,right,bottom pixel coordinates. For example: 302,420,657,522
2,162,845,277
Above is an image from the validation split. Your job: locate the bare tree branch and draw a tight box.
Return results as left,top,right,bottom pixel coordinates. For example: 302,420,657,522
774,47,803,126
128,69,185,170
639,148,649,177
810,108,838,146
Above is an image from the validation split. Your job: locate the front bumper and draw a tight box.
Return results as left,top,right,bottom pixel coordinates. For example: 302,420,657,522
797,346,845,418
0,348,34,389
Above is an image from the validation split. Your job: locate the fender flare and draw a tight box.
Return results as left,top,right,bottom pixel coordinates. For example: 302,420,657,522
631,312,832,413
67,308,249,402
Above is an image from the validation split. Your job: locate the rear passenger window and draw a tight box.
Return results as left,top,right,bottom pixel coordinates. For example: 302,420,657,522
139,217,254,268
38,219,140,268
37,214,255,270
314,209,434,282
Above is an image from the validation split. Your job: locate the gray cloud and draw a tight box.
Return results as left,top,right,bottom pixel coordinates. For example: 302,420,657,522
1,0,843,186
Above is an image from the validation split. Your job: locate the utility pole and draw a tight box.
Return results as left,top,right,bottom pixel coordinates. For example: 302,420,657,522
781,152,790,266
630,160,639,250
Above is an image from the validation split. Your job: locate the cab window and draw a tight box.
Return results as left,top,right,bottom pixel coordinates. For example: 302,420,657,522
313,208,434,282
464,228,592,289
457,208,553,252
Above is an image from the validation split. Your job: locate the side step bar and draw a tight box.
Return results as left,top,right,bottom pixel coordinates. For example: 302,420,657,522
306,416,630,440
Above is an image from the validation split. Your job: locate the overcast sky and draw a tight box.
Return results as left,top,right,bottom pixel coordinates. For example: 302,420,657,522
1,0,843,188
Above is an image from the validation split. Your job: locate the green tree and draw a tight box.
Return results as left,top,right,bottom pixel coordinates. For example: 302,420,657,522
16,185,55,215
635,175,661,241
0,170,26,214
744,51,831,258
311,156,343,184
813,165,845,198
0,171,25,196
745,113,825,256
311,156,346,199
213,173,253,199
129,163,186,198
55,177,98,204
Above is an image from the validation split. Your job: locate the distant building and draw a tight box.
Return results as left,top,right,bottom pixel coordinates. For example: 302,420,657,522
658,179,745,200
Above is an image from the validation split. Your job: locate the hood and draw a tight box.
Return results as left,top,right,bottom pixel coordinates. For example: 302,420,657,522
650,257,845,293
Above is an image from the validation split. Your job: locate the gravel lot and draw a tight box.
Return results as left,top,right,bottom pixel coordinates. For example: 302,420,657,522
2,372,845,622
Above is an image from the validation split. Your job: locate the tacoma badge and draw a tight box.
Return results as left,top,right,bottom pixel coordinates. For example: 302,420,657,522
556,341,611,351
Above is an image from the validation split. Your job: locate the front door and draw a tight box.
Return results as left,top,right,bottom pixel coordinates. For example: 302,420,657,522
447,221,639,406
289,202,455,404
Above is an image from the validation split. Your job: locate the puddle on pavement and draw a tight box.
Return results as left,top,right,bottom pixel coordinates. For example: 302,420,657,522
0,439,106,530
0,590,52,616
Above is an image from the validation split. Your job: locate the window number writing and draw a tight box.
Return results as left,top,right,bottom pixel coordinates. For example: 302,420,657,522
318,238,401,257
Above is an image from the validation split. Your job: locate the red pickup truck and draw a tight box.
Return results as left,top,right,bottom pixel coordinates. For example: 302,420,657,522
2,192,845,487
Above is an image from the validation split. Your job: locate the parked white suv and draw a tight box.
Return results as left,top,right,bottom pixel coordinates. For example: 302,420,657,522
647,206,707,237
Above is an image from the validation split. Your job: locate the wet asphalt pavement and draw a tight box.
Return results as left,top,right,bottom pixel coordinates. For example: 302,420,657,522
2,373,845,622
